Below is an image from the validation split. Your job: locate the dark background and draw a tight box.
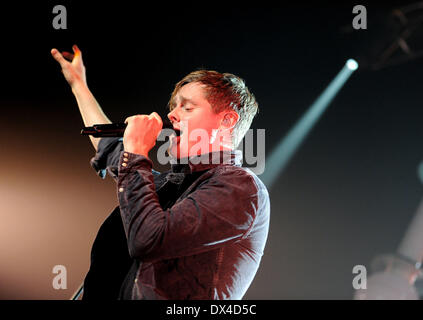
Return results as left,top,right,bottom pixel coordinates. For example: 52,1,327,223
0,1,422,299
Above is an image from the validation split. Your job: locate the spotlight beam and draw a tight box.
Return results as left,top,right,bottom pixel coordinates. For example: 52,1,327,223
261,59,358,189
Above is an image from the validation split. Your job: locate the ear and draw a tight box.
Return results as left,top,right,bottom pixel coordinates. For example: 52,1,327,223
220,111,239,130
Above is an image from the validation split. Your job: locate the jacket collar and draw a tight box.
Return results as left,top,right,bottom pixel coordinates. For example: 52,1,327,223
170,150,243,174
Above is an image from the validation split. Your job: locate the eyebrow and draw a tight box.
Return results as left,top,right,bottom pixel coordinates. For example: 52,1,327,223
170,95,198,111
179,95,198,106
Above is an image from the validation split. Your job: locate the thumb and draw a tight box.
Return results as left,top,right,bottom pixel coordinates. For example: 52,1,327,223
72,44,82,57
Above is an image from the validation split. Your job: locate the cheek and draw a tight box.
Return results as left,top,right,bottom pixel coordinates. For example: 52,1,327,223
189,114,220,133
183,111,221,144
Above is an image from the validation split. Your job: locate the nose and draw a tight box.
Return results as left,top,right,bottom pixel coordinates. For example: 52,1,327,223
167,107,179,124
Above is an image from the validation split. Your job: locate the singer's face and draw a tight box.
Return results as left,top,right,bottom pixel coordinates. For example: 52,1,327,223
167,82,225,159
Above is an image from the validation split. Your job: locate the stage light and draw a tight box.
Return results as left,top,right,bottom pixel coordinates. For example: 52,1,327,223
418,161,423,185
346,59,358,71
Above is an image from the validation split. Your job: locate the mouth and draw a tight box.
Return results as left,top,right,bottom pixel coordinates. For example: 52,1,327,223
170,131,181,145
167,124,183,150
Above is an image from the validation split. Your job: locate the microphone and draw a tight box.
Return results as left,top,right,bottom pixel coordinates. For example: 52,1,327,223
81,119,179,137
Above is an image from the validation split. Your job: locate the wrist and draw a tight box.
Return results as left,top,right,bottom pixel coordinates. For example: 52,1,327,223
71,79,88,95
124,147,150,158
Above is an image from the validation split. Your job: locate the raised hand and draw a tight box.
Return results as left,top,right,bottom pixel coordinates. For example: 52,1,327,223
51,44,111,151
51,45,86,89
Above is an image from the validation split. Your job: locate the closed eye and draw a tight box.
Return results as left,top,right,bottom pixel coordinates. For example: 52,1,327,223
182,105,193,112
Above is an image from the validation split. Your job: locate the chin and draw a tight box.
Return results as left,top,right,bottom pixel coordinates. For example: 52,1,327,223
168,144,186,160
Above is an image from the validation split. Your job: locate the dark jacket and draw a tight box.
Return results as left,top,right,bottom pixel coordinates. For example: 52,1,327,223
83,137,270,300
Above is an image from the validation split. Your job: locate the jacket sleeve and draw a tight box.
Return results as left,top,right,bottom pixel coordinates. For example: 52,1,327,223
90,137,124,180
117,150,258,262
90,137,160,181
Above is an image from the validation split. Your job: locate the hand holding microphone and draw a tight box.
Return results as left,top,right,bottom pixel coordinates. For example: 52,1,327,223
122,112,164,157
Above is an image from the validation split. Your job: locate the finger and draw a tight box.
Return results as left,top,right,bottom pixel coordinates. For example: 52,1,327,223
51,48,69,67
62,51,75,61
72,44,82,57
124,116,135,124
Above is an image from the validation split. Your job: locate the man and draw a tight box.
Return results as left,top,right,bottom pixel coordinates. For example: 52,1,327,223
51,45,270,300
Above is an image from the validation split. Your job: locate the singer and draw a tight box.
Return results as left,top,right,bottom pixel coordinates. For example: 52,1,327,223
51,45,270,300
